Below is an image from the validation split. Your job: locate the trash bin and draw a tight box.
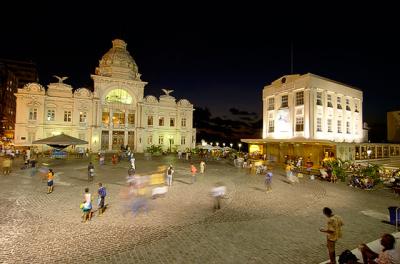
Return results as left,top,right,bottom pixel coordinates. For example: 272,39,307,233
388,206,400,225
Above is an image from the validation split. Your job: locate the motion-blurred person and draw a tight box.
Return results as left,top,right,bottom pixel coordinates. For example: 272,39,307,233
2,156,12,175
97,183,107,216
190,163,197,184
211,182,226,210
359,233,400,264
265,169,273,192
166,165,174,186
47,169,55,194
200,160,206,174
82,187,92,222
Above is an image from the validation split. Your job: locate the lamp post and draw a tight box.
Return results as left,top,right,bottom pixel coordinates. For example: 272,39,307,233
168,135,173,153
223,143,226,147
367,148,372,166
216,142,219,147
238,143,242,153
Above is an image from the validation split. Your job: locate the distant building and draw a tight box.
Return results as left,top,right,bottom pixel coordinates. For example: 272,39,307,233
0,59,38,138
387,111,400,143
14,39,196,152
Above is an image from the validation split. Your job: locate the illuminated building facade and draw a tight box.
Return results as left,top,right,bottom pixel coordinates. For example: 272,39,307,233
243,74,366,163
14,39,196,152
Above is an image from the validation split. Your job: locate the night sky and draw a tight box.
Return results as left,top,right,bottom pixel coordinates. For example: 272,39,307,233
1,3,399,141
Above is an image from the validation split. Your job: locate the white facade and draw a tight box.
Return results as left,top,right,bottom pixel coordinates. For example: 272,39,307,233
262,73,364,143
14,39,196,152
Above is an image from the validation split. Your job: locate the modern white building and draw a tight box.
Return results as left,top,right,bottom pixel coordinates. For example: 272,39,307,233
262,73,364,142
242,73,367,163
14,39,196,153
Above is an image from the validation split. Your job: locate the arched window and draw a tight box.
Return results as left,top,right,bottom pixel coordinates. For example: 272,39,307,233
105,89,132,104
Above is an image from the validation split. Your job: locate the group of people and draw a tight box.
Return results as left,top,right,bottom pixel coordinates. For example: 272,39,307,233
320,207,400,264
80,183,107,222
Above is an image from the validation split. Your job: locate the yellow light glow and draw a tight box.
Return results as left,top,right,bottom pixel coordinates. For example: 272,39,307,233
249,144,261,153
52,131,61,136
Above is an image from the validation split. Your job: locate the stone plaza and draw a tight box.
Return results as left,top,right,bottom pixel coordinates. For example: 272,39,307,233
1,154,399,263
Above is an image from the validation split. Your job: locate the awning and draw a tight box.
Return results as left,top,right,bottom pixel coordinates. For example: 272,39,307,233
32,133,88,149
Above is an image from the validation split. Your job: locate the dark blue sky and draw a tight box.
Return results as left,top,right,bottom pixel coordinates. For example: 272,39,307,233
1,3,399,129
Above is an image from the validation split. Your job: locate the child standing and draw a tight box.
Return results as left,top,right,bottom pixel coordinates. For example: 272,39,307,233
265,170,273,192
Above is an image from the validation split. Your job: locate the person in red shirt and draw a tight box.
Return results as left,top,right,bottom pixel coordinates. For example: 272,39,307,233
190,164,197,184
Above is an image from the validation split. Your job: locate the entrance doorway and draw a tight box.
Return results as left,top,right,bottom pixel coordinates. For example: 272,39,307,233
101,131,109,150
112,131,124,150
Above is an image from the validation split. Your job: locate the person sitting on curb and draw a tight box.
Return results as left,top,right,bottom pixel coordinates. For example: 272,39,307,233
359,233,400,264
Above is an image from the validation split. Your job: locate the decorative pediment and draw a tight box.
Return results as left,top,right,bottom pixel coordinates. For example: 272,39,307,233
23,83,45,94
74,88,92,98
63,104,73,109
46,103,57,108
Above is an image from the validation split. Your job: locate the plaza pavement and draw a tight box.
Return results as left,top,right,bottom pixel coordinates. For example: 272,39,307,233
1,154,400,264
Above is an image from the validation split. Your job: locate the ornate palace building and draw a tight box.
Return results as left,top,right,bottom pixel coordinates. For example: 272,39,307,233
14,39,196,152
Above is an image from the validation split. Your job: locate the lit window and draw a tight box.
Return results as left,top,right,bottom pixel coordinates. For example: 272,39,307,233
105,89,132,104
316,92,322,106
346,98,351,111
327,95,333,108
337,97,342,109
281,95,288,108
181,118,186,127
317,118,322,132
29,108,38,121
159,117,164,126
268,97,275,110
47,109,55,121
327,119,332,132
296,117,304,131
346,121,351,134
148,116,153,126
295,91,304,106
128,112,135,125
268,120,274,132
64,111,72,122
79,112,87,123
337,120,342,133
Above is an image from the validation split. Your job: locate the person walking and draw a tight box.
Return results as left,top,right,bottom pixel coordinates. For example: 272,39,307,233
82,187,92,222
200,160,206,174
320,207,344,264
265,169,273,192
166,165,174,186
47,169,55,194
190,163,197,184
97,183,107,216
211,182,226,211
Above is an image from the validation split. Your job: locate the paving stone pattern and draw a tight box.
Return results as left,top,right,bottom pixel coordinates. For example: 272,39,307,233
0,154,399,263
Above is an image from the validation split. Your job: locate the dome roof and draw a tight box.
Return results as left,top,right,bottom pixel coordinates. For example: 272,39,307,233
95,39,141,80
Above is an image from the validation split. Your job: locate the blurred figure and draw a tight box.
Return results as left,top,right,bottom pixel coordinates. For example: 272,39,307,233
97,183,107,216
211,182,226,210
112,154,117,165
265,169,273,192
82,187,92,222
190,164,197,184
88,162,94,181
2,156,12,175
47,169,55,194
200,160,206,174
166,165,174,186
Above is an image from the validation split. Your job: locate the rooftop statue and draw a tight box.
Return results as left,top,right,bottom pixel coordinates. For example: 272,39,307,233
53,75,68,83
161,89,174,96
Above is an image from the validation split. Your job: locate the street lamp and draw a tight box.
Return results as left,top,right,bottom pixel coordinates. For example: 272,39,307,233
367,148,372,165
216,142,219,147
238,143,242,153
230,143,233,148
168,135,173,153
223,143,226,147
